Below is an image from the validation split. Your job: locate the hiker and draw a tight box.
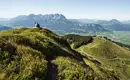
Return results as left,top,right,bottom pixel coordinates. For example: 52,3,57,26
35,22,41,29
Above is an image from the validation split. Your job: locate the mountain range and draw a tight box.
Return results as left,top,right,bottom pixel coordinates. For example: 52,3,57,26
0,25,12,31
0,14,130,33
95,19,130,31
0,14,110,33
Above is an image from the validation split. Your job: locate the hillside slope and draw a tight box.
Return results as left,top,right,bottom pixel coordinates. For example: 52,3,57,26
0,28,127,80
76,37,130,80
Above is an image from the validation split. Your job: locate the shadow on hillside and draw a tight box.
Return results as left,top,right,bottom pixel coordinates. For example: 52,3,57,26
46,56,58,80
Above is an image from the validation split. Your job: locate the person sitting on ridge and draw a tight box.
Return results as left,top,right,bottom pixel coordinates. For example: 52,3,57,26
35,22,41,29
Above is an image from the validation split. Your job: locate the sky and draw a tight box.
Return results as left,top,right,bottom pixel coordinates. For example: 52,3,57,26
0,0,130,20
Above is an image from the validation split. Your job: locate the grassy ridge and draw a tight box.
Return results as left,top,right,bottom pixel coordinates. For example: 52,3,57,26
76,37,130,80
0,28,126,80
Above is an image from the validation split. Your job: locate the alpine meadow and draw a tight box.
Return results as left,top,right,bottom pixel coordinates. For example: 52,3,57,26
0,0,130,80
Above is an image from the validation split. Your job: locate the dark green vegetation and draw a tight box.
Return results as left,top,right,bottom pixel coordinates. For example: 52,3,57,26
63,34,93,49
0,28,130,80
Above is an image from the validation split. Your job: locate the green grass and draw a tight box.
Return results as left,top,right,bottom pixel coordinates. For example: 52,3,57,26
52,56,117,80
0,28,129,80
0,45,47,80
76,37,130,80
0,28,73,80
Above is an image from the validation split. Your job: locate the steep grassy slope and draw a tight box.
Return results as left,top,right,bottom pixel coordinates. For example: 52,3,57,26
0,28,123,80
76,37,130,80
